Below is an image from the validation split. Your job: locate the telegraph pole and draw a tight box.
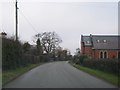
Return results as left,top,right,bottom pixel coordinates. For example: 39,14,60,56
15,0,18,41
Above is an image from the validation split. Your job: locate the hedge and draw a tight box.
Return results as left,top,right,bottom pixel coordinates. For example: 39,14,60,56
2,38,22,70
2,38,41,70
83,59,119,75
73,55,88,65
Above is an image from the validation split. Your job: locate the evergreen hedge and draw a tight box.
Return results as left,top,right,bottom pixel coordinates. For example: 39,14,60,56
2,38,41,70
83,59,119,75
2,38,22,70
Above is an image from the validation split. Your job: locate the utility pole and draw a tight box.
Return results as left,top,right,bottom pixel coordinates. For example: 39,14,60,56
15,0,18,41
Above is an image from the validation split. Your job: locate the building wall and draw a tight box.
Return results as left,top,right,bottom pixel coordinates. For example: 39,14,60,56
108,50,119,59
81,45,93,58
81,46,119,59
81,42,84,54
81,39,119,59
92,50,98,59
93,50,119,59
84,46,93,58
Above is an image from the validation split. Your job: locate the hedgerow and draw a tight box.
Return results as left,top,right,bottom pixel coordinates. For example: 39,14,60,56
82,59,119,75
2,38,41,70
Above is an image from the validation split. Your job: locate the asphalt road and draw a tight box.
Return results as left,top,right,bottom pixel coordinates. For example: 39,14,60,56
3,61,117,88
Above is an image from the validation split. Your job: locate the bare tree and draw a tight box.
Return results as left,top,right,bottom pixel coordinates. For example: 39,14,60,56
34,32,62,54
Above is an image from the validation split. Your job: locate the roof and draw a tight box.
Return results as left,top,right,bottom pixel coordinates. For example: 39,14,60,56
81,36,92,46
81,35,120,50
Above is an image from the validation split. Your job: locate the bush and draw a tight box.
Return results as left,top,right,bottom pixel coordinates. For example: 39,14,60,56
79,55,88,64
73,55,79,64
41,54,49,62
83,59,119,75
2,38,22,70
2,38,41,70
21,54,34,66
73,55,88,65
22,42,31,53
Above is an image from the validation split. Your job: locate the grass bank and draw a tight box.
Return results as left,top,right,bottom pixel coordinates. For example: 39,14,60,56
69,62,119,87
2,62,45,86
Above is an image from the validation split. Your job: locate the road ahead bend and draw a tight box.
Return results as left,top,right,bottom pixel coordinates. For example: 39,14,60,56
4,61,117,88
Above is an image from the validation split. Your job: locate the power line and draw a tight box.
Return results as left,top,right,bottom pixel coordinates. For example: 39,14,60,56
9,0,40,42
10,0,39,34
18,9,39,33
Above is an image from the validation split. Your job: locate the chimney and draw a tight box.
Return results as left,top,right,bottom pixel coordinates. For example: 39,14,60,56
90,34,92,37
90,34,93,46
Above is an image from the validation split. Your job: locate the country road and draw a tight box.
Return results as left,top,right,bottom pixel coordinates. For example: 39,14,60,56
3,61,117,88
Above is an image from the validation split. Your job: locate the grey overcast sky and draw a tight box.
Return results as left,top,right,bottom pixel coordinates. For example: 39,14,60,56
0,0,119,55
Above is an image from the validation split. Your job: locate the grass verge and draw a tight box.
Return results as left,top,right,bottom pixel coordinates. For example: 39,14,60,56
2,62,45,86
69,62,119,87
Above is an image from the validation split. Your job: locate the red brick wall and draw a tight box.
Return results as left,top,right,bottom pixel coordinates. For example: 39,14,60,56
93,50,119,59
92,50,99,59
108,50,118,59
81,46,93,58
84,46,92,58
81,41,119,59
81,41,93,58
81,42,84,54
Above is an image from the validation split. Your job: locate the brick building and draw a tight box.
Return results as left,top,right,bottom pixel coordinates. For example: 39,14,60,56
81,34,120,59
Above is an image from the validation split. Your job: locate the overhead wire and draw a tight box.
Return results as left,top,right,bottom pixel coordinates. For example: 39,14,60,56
10,0,39,34
10,0,116,35
18,9,39,33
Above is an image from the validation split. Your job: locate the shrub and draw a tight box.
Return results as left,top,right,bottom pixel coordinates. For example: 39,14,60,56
83,59,119,75
22,42,31,53
73,55,88,65
2,38,22,70
41,54,49,62
79,55,88,64
2,38,41,70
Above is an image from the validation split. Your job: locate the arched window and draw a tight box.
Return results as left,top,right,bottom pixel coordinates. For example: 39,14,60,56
100,52,103,59
100,51,108,59
104,51,107,59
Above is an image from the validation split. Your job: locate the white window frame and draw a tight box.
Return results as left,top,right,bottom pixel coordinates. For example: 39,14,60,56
86,41,90,44
103,40,107,43
99,51,108,59
97,40,100,43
